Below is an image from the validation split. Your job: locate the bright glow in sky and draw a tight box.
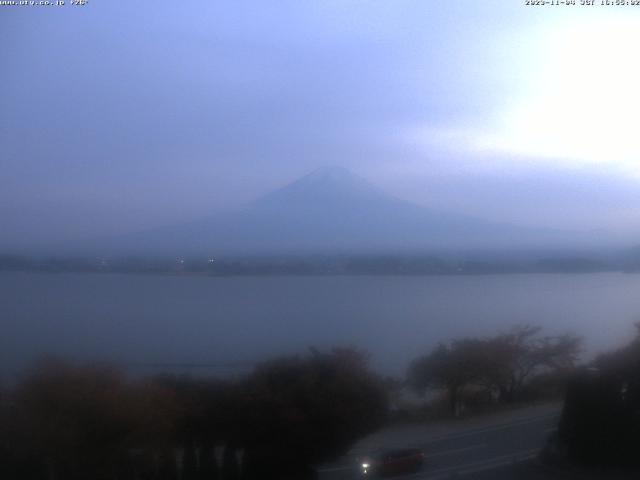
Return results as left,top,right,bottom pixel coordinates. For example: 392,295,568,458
417,14,640,175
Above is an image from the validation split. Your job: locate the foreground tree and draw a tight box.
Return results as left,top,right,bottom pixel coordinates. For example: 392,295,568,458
556,325,640,467
489,325,582,402
4,348,388,480
7,359,181,480
150,374,245,480
408,339,492,415
242,347,388,479
14,360,139,480
408,326,582,414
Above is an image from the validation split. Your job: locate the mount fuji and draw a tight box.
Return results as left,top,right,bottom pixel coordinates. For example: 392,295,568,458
102,166,575,255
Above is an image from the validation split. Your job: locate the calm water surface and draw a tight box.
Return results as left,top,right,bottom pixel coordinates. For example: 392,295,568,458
1,272,639,379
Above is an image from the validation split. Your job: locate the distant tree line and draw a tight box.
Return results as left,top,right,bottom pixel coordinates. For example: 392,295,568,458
0,252,619,276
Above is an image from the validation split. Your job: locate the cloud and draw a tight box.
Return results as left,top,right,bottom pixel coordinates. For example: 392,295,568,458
405,14,640,176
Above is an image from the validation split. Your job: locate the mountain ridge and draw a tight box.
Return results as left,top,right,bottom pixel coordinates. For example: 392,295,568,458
92,166,588,255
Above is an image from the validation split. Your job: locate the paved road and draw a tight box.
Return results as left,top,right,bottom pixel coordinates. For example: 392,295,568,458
317,403,561,480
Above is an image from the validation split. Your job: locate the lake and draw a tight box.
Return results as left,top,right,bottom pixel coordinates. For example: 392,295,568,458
1,272,639,380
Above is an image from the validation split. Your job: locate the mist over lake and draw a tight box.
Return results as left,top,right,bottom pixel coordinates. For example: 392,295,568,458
2,271,638,381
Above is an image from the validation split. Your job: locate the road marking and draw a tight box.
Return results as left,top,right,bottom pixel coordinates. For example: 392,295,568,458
347,413,557,457
317,444,487,473
347,410,560,457
317,409,558,475
408,448,540,479
421,413,559,444
456,451,538,477
427,443,487,459
320,448,539,478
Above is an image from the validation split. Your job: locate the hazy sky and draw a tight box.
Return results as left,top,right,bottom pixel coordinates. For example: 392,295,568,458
2,1,640,248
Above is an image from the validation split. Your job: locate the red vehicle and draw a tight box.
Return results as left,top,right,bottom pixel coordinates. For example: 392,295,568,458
360,448,425,476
